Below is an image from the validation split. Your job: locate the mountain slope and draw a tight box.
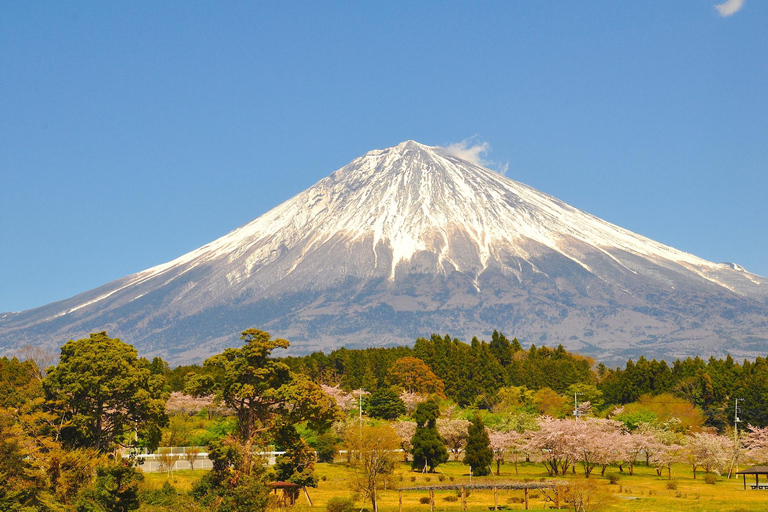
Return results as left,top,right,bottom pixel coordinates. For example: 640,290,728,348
2,141,767,364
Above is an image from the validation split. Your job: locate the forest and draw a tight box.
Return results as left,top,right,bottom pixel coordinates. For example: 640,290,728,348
4,328,768,511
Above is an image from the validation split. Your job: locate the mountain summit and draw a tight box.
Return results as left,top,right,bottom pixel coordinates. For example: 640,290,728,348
2,141,767,364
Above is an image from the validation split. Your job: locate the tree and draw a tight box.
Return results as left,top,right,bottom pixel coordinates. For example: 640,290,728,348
191,435,270,512
389,357,445,396
43,332,168,452
189,329,338,489
411,400,448,472
78,460,144,512
366,387,406,420
346,424,400,512
463,414,493,476
488,429,522,476
393,421,416,462
527,417,575,476
437,418,471,461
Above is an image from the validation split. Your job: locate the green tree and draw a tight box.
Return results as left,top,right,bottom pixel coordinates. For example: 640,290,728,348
189,329,338,493
366,387,406,420
78,461,143,512
43,332,168,452
410,400,448,472
463,414,493,476
191,435,269,512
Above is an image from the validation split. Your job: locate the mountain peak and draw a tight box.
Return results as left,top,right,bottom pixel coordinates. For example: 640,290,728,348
2,142,767,365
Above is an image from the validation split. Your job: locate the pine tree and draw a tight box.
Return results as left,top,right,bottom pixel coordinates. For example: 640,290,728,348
463,414,493,476
410,400,448,472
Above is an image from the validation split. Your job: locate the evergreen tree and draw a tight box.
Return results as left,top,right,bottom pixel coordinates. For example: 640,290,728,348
366,387,406,420
463,414,493,476
410,400,448,472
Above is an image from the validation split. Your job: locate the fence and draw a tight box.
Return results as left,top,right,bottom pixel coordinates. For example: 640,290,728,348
122,447,286,473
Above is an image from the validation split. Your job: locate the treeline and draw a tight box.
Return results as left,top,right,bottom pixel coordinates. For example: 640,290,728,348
599,354,768,429
279,331,593,406
273,331,768,430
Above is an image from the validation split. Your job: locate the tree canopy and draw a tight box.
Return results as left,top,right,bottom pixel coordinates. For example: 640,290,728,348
43,332,168,452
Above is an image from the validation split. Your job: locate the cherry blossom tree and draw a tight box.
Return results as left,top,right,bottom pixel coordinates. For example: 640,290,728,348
488,429,522,476
744,425,768,463
393,421,416,462
437,418,471,461
684,432,732,478
570,418,623,478
526,417,576,476
321,385,358,412
399,391,428,414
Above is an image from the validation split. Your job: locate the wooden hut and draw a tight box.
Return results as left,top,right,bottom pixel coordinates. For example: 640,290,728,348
736,466,768,490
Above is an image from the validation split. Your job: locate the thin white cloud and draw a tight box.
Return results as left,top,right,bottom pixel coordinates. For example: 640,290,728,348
715,0,745,17
441,137,509,175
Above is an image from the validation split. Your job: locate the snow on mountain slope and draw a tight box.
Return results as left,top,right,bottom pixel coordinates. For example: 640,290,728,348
1,141,766,364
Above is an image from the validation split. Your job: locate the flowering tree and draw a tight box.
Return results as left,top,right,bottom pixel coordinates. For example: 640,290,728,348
570,418,623,478
488,429,522,476
437,418,471,461
527,417,576,476
321,385,358,412
399,391,429,414
393,421,416,462
744,425,768,463
618,429,656,476
684,432,732,478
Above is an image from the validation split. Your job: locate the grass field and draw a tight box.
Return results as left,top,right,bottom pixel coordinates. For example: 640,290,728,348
141,460,768,511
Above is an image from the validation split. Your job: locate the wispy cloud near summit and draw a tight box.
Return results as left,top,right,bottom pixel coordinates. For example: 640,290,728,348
441,137,509,176
715,0,745,17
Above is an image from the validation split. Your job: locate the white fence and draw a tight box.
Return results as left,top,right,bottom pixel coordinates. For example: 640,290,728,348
123,447,286,473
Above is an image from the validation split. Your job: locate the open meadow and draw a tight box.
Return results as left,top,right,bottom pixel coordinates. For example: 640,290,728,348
141,460,767,512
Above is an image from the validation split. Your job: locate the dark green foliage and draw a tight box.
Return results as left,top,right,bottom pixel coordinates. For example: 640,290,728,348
462,414,492,476
191,436,269,512
411,399,448,472
366,387,406,419
77,461,143,512
138,481,178,506
44,332,168,452
312,432,339,463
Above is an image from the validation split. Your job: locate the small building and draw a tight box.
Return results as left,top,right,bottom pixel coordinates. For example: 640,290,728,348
268,481,302,506
736,466,768,490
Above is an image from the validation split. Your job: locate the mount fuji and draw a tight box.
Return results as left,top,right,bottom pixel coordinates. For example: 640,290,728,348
2,141,767,365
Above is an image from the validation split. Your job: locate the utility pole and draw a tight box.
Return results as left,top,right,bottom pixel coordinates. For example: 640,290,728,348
728,398,744,479
573,392,583,418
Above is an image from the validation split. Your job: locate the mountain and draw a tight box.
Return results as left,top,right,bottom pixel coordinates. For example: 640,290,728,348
2,140,767,365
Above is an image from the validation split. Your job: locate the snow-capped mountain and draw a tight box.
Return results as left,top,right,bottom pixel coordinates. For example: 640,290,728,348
2,140,767,364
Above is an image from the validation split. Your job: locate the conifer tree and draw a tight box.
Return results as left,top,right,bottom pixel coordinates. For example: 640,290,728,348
410,399,448,472
463,414,493,476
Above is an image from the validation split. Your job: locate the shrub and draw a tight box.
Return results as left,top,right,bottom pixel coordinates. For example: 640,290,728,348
419,497,431,504
424,476,431,482
608,474,620,485
326,496,355,512
443,496,458,502
139,481,178,506
410,476,417,482
704,474,717,485
313,433,339,463
666,480,678,490
438,474,445,482
449,476,454,482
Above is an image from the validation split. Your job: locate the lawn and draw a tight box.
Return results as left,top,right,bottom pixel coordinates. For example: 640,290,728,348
140,460,768,511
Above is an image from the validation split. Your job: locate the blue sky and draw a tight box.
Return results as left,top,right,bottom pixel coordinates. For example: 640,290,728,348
1,1,766,313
